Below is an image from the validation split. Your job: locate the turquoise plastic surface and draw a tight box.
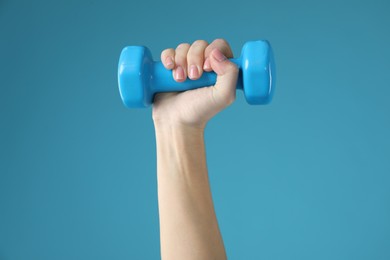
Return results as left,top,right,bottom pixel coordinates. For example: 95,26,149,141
118,40,275,108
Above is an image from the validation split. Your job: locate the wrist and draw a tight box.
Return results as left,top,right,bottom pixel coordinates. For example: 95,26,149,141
154,121,205,158
153,120,206,135
154,120,207,178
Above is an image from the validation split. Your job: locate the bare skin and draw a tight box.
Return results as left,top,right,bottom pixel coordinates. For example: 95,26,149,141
153,39,239,260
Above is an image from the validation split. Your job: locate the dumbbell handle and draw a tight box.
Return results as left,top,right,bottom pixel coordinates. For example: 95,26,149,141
152,58,243,93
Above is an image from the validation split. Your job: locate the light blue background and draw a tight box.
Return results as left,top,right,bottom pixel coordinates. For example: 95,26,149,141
1,0,389,259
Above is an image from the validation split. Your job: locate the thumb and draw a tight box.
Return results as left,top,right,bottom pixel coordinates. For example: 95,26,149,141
209,48,239,107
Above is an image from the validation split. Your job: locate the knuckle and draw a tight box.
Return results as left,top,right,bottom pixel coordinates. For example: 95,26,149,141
175,44,190,62
214,38,228,46
188,42,206,64
187,51,202,63
192,39,208,47
161,48,174,57
212,38,232,57
176,43,190,50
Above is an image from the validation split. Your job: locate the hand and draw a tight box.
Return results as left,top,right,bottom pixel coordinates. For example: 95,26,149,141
152,39,239,129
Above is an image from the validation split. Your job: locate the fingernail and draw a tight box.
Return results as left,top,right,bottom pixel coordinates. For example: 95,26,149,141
212,49,227,62
203,58,211,70
175,66,185,80
165,56,174,67
189,65,199,79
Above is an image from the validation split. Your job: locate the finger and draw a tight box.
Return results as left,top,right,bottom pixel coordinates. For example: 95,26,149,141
209,48,239,108
173,43,190,82
204,39,234,72
203,57,211,72
205,38,234,57
161,48,175,70
187,40,208,80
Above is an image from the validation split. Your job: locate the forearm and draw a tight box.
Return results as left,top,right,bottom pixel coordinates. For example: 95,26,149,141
154,123,226,260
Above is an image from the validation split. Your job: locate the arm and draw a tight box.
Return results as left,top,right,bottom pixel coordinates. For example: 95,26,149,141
153,39,238,260
155,124,225,260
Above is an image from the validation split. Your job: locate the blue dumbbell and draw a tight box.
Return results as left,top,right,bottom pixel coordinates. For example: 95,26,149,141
118,40,276,108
